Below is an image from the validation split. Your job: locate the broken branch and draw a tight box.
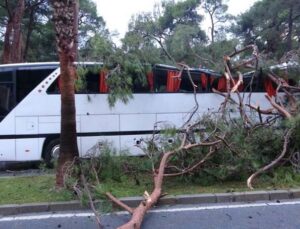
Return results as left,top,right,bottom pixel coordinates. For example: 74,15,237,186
247,128,293,189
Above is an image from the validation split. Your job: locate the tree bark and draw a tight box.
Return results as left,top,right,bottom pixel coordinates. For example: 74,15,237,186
23,7,35,61
52,0,79,188
286,6,293,52
2,19,13,64
2,0,25,63
209,12,215,44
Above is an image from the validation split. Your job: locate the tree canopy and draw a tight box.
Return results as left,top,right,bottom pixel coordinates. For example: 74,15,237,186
233,0,300,59
0,0,299,67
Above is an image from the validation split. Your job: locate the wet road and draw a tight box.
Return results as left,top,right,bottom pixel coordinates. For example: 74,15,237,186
1,200,300,229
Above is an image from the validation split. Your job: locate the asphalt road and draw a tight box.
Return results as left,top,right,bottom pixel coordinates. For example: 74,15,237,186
1,200,300,229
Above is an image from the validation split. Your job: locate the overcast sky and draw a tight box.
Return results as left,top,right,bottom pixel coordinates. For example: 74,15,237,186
96,0,258,41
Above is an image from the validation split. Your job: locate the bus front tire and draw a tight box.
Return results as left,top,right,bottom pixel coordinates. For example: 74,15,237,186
44,139,60,168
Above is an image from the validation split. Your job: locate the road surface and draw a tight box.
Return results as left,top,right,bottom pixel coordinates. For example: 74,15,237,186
1,200,300,228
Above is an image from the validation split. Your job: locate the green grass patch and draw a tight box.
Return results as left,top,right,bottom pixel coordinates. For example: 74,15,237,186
102,171,300,198
1,167,300,205
0,175,74,205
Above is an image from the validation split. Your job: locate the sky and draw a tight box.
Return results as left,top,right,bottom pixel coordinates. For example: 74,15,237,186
96,0,258,41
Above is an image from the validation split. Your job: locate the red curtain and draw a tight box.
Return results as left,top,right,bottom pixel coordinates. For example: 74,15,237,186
233,78,244,92
200,73,208,90
217,77,227,92
99,70,108,93
167,70,181,92
147,72,154,92
217,76,244,92
264,78,276,97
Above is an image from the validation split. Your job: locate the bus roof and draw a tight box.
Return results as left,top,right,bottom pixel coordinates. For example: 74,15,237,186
154,64,222,77
0,62,102,71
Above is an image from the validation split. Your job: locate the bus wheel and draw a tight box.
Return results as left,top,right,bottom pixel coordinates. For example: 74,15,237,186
44,139,60,168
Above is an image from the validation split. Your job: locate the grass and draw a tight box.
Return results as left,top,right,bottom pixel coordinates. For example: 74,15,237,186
1,169,300,205
99,173,300,198
0,175,73,205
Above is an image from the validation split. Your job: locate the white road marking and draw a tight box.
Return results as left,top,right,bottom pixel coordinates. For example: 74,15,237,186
1,200,300,222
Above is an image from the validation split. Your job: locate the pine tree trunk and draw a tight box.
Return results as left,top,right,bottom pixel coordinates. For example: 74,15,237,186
286,6,293,52
23,9,35,61
52,0,79,188
2,0,25,63
2,20,13,64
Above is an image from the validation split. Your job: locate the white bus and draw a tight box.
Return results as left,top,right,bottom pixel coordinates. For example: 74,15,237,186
0,62,274,166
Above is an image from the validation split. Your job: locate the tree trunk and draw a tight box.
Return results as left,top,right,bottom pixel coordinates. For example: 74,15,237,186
210,13,215,44
286,6,293,52
73,0,79,58
52,0,79,188
2,20,13,64
23,9,35,61
2,0,25,63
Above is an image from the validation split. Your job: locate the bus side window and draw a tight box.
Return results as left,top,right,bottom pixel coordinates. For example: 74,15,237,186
84,70,100,93
154,69,167,92
243,72,265,93
154,69,181,93
47,78,60,94
179,75,193,92
208,75,217,91
47,70,102,94
0,85,11,117
179,72,203,93
17,69,54,100
0,71,14,121
132,73,152,93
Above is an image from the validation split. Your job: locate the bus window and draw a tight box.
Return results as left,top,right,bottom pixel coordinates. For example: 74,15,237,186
47,69,104,94
154,68,168,92
47,77,60,94
179,72,194,92
179,72,206,93
243,72,265,93
132,74,152,93
85,70,100,93
16,69,54,102
0,71,14,122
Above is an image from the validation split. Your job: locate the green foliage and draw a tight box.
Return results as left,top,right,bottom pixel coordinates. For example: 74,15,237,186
271,167,299,185
165,115,286,184
159,0,202,31
75,66,88,91
202,0,234,43
80,33,114,62
233,0,300,58
286,115,300,151
0,0,109,63
104,50,154,107
106,65,133,107
166,24,206,63
196,39,239,70
124,0,206,65
77,144,153,185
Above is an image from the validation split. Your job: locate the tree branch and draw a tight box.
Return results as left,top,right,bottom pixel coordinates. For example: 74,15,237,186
106,192,134,214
